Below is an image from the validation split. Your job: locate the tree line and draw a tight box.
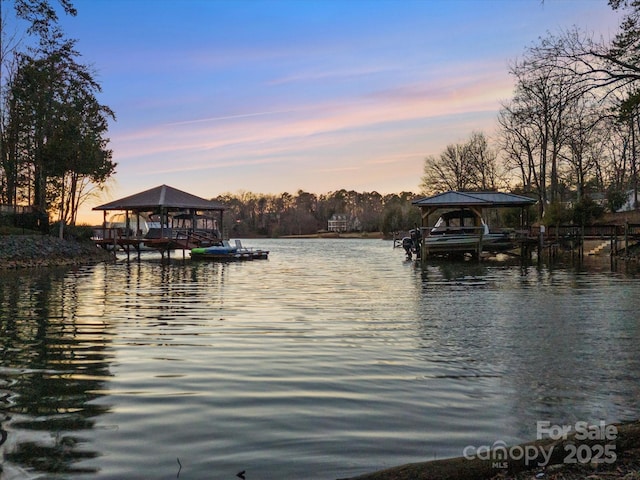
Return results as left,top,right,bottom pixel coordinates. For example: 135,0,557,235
422,0,640,224
0,0,115,228
214,189,422,237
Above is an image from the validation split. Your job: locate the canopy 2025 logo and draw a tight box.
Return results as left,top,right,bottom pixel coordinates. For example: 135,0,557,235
537,421,617,465
462,421,618,469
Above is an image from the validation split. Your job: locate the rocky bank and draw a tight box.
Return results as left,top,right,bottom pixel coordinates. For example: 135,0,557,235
0,234,113,269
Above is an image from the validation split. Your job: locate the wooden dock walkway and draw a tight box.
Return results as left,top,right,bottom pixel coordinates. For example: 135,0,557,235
93,227,221,259
510,223,640,260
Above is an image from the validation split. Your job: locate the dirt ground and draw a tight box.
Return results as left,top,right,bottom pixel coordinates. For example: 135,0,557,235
600,210,640,225
341,421,640,480
490,447,640,480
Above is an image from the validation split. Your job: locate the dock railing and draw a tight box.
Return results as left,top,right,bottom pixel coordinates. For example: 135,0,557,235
532,224,624,239
92,225,222,254
526,223,640,257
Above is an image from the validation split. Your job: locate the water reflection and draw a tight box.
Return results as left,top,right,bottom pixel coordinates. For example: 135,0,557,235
0,267,114,476
415,256,640,442
1,243,640,479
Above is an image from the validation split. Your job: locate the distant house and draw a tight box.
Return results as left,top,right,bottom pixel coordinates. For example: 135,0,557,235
328,213,349,232
0,204,33,214
617,189,639,212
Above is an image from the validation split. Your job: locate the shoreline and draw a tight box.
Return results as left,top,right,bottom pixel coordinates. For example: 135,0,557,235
340,420,640,480
0,232,386,269
0,234,113,269
279,232,386,239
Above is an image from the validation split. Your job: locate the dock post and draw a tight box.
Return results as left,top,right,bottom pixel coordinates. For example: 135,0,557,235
611,232,616,257
421,232,429,262
625,222,629,258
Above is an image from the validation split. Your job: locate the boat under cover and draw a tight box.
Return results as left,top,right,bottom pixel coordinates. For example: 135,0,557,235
423,209,514,254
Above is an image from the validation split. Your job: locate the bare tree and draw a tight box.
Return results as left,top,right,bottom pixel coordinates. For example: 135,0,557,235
497,102,539,196
465,131,503,191
420,132,501,195
619,96,640,208
499,32,594,217
421,143,470,194
560,95,606,201
498,2,640,214
599,116,630,192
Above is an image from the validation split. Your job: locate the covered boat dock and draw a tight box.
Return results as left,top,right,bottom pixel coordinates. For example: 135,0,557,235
93,184,226,258
412,191,537,259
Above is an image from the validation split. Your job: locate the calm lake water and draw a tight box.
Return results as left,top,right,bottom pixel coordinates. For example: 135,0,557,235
1,238,640,479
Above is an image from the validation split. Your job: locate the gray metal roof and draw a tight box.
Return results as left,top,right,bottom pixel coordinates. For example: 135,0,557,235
93,184,226,211
412,191,536,208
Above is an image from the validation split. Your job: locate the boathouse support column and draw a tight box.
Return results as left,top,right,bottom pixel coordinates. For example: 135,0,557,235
125,210,130,239
102,211,107,241
625,222,629,258
517,205,528,260
538,225,545,264
469,206,483,260
420,207,437,262
422,221,429,262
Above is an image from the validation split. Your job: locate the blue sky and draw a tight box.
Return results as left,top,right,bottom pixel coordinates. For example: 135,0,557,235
4,0,625,222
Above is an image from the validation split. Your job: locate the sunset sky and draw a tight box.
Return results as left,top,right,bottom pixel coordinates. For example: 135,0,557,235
4,0,626,223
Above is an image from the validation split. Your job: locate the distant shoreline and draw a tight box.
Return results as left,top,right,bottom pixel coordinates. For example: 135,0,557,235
0,232,391,270
278,232,387,239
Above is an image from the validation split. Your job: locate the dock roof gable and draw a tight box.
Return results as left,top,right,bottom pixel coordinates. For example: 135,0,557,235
412,191,536,208
93,184,226,211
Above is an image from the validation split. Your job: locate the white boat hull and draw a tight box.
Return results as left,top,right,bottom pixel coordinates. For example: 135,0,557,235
424,233,513,254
